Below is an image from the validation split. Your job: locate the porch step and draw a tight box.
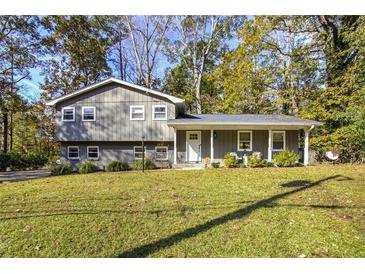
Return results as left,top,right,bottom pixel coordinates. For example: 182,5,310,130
172,163,206,170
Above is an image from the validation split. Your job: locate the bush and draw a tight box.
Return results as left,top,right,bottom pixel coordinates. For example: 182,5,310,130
23,152,48,169
247,152,267,168
211,162,220,168
0,151,48,171
79,161,99,174
273,150,300,167
0,153,12,171
50,163,73,176
134,157,156,170
106,161,130,172
224,153,237,168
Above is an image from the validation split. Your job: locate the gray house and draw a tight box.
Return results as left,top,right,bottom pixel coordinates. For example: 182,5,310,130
46,78,322,167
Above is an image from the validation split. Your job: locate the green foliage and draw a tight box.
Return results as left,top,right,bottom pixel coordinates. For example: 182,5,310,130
106,161,130,172
79,161,99,174
273,150,299,167
41,15,111,98
247,152,272,168
0,153,12,171
223,153,237,168
134,157,156,170
50,163,73,176
0,151,48,171
211,162,220,168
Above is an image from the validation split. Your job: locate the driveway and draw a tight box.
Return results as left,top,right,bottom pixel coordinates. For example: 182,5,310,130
0,169,51,183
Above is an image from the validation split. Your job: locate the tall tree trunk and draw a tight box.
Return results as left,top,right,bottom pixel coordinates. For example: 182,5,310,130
2,111,8,153
9,112,13,151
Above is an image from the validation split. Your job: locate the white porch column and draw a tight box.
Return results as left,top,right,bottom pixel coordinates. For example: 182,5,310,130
173,128,177,165
304,129,310,166
268,129,272,162
210,129,214,163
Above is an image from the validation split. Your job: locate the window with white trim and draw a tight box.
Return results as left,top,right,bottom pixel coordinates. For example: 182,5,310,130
87,146,99,159
153,105,167,120
68,146,79,159
155,146,168,160
130,105,145,120
82,106,96,121
62,107,75,121
134,146,146,160
272,131,285,151
237,131,252,151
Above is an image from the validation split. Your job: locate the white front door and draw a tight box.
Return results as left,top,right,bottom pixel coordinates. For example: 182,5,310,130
186,131,201,162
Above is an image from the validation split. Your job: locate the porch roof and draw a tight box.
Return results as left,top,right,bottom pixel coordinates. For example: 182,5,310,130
168,114,322,127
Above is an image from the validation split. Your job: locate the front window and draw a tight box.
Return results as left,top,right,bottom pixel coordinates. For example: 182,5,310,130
272,131,285,151
153,105,167,120
62,107,75,121
155,146,168,160
237,131,252,151
68,146,79,159
134,146,146,160
130,105,145,120
82,106,96,121
87,146,99,159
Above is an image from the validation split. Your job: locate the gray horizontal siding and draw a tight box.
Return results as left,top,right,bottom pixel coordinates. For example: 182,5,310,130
61,141,173,168
55,83,176,142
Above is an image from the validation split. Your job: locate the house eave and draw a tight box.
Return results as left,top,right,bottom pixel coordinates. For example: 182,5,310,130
45,78,185,106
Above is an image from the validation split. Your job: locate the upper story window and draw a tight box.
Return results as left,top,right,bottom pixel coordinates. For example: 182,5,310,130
68,146,79,159
62,107,75,122
87,146,99,160
272,131,285,151
82,106,96,121
237,131,252,151
130,105,145,120
155,146,168,160
153,105,167,120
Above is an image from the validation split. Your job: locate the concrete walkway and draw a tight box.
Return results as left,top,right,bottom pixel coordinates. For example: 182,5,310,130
0,169,51,183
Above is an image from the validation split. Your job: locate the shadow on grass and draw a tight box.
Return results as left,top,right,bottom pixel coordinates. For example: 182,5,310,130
118,174,353,257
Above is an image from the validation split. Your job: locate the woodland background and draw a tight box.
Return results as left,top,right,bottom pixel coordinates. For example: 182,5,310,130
0,15,364,162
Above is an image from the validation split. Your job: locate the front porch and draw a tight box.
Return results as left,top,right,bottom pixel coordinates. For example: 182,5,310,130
171,126,313,166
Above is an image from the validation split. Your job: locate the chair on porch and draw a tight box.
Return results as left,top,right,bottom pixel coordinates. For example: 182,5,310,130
325,150,340,164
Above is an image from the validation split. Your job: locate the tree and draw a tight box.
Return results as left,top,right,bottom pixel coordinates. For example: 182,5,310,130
124,16,171,88
165,16,244,114
0,16,41,152
41,16,111,100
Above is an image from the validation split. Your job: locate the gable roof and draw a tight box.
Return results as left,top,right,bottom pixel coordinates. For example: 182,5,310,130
168,114,322,126
45,78,185,106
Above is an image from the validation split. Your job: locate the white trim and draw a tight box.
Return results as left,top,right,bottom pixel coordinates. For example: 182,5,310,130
61,107,75,122
133,146,146,160
210,129,214,163
268,129,272,162
46,78,184,106
237,130,253,151
82,106,96,121
155,146,169,161
152,104,167,121
271,130,286,151
67,146,79,160
173,128,177,164
186,131,201,163
130,105,145,121
304,125,315,166
87,146,99,160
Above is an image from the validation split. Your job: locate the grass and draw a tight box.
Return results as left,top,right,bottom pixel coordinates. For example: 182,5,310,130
0,164,364,258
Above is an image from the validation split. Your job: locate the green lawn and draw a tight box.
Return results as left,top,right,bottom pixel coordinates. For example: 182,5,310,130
0,165,364,258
